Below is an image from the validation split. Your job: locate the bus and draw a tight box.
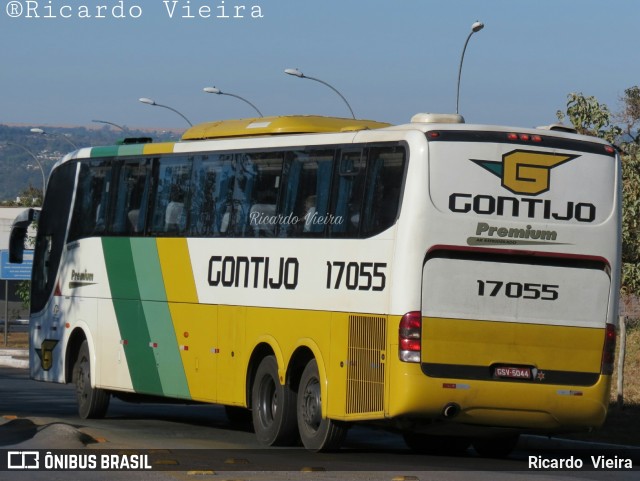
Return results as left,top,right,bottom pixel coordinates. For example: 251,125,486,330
10,112,621,456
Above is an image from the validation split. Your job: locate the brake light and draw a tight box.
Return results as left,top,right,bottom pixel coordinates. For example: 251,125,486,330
601,324,617,375
507,133,543,143
399,311,422,363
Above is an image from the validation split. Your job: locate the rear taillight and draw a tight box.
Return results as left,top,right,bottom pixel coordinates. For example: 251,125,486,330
601,324,617,375
399,311,422,363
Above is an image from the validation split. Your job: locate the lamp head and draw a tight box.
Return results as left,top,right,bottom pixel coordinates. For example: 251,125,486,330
139,97,156,106
30,128,45,134
203,87,222,95
284,68,304,78
471,21,484,32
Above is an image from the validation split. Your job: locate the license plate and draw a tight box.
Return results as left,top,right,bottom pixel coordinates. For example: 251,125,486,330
494,366,532,379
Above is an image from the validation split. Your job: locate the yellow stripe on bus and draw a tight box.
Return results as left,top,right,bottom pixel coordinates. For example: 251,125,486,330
156,238,199,303
423,317,604,372
143,142,176,155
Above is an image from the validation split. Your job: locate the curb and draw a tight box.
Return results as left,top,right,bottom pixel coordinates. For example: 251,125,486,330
0,349,29,369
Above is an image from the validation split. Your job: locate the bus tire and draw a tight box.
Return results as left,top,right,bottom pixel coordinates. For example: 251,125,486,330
251,355,298,446
403,433,470,455
72,340,110,419
472,434,519,458
297,359,347,452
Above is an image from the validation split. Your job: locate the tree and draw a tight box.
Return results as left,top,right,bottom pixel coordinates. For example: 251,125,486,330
556,92,622,142
617,86,640,143
557,90,640,295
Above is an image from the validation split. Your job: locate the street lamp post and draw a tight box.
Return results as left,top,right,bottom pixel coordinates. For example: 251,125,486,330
456,20,485,115
284,68,356,119
3,142,46,196
203,87,264,117
30,128,78,149
92,119,127,131
138,98,193,127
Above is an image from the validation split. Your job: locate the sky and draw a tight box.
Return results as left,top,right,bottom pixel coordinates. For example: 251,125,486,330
0,0,639,131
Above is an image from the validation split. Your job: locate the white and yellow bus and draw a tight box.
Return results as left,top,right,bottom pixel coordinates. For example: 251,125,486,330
10,112,621,456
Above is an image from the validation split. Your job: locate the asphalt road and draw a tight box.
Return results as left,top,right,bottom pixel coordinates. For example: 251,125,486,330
1,366,639,481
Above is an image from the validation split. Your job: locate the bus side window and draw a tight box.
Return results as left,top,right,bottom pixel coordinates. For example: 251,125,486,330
279,150,334,237
360,146,405,236
69,160,112,241
148,157,191,236
330,149,367,236
109,160,152,235
245,152,282,237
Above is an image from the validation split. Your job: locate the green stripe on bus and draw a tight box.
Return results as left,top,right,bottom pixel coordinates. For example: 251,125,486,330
130,238,191,399
102,237,163,395
117,144,146,157
90,146,120,157
130,238,166,301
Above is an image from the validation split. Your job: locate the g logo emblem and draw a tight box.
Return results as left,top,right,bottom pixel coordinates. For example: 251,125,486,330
35,339,58,371
472,150,578,196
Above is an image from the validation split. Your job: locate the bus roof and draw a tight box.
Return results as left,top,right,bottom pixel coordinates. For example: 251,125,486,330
181,115,391,140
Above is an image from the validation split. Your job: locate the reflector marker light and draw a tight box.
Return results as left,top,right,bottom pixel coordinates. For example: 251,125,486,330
443,383,470,390
149,342,158,348
601,324,616,375
180,345,189,351
557,390,584,396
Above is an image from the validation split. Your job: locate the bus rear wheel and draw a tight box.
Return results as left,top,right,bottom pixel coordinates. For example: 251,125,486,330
297,359,347,452
251,355,298,446
72,340,110,419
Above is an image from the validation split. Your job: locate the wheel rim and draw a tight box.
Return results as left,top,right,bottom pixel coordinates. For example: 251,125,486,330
301,376,322,433
258,375,278,427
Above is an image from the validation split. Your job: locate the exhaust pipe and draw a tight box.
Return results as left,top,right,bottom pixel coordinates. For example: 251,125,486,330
442,402,461,419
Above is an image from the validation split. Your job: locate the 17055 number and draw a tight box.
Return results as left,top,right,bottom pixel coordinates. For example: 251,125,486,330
477,280,559,300
326,261,386,291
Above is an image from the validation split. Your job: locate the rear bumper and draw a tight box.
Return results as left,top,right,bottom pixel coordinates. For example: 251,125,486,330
387,360,610,433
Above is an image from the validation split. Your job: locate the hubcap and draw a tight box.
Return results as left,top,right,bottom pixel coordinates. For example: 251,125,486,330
302,377,321,431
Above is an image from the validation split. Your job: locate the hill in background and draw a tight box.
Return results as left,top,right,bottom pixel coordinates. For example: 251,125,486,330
0,124,182,202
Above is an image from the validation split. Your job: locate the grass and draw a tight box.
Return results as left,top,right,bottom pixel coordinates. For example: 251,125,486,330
4,324,640,446
3,330,28,349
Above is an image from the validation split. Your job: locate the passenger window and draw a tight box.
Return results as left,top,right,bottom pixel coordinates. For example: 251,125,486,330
149,157,191,235
330,149,367,236
361,146,405,236
279,150,335,237
69,160,113,240
110,160,152,235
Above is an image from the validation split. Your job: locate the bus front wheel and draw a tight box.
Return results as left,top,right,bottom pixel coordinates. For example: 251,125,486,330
251,355,298,446
72,340,110,419
297,359,347,452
